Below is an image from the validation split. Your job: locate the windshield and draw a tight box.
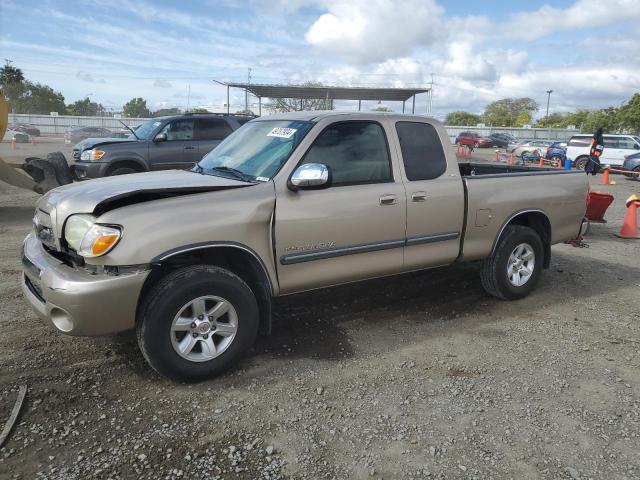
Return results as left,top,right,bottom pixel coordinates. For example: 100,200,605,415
198,120,314,181
131,119,163,140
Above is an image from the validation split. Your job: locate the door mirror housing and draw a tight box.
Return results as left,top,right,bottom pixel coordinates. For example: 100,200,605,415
634,143,640,150
288,163,331,191
154,132,167,142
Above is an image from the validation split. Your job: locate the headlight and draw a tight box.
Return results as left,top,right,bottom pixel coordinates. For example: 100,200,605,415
64,214,122,258
80,149,106,161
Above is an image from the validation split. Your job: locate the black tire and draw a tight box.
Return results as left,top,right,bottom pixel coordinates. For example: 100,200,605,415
108,166,139,176
575,156,589,170
46,152,73,186
480,225,544,301
137,265,259,382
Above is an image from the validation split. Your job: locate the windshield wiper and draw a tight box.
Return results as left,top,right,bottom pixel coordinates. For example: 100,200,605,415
192,163,204,174
210,166,255,183
118,120,139,140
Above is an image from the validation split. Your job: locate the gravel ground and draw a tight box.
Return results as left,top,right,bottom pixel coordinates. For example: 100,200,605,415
0,171,639,480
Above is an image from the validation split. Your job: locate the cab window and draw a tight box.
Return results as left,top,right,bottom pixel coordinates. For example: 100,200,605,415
301,121,392,186
160,119,195,141
396,121,447,181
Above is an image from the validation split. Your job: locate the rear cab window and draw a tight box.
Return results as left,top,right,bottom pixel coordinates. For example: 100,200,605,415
198,118,233,140
396,121,447,181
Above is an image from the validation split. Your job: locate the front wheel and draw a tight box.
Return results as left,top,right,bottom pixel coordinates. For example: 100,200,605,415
137,265,259,382
624,166,640,180
480,225,544,300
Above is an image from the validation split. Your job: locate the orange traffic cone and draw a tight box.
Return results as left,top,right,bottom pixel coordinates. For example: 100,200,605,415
538,156,544,168
31,135,36,145
494,150,500,161
616,195,640,239
11,138,16,150
601,167,611,185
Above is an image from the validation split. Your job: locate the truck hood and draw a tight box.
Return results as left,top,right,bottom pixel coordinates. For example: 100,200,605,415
76,137,137,150
38,170,251,231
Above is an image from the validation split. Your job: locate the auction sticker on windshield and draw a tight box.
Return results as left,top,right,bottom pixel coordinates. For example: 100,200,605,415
267,127,297,139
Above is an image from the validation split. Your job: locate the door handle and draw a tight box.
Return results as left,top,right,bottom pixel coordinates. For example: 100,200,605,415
379,194,397,205
411,191,428,202
184,145,196,150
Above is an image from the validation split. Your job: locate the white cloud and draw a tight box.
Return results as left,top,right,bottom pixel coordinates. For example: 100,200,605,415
153,79,172,88
305,0,445,63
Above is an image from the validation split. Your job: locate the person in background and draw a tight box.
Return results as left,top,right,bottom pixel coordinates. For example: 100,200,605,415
585,127,604,175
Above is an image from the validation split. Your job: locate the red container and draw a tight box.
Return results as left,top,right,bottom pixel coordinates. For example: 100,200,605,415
586,191,614,222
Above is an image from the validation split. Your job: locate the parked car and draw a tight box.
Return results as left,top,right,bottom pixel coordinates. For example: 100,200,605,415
21,112,589,381
566,134,640,169
65,126,114,145
2,128,30,143
72,113,250,179
488,132,515,148
622,151,640,180
509,140,551,157
455,131,493,148
9,123,40,137
545,141,567,166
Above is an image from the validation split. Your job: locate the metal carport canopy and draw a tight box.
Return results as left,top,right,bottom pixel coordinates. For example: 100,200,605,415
221,82,429,101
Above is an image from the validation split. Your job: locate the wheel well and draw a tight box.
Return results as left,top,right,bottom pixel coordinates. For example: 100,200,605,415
106,160,145,175
500,211,552,268
139,246,273,334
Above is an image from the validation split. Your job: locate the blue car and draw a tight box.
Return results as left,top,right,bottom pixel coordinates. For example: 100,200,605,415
622,152,640,180
545,141,566,166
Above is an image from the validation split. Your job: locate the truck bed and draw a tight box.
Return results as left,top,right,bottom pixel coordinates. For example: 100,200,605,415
458,162,574,177
457,162,588,262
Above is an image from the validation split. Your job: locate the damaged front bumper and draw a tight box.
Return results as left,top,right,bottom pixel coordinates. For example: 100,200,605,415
21,233,149,336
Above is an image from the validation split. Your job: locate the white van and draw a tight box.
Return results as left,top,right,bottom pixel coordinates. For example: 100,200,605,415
567,134,640,169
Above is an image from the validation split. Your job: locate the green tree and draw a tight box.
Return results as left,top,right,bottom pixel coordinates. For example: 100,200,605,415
445,111,481,125
0,61,26,108
66,97,103,116
483,97,538,127
514,111,532,127
617,92,640,134
122,97,150,117
582,107,620,134
153,107,181,117
190,107,211,113
12,81,65,114
235,109,255,115
371,105,393,112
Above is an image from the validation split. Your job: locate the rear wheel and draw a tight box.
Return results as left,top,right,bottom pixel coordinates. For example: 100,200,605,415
137,265,259,382
575,156,589,170
551,155,563,168
624,166,640,180
480,225,543,300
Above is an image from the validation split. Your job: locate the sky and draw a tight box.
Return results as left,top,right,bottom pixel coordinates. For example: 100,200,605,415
0,0,639,119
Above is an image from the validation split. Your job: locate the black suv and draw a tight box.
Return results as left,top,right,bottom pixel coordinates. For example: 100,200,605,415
72,113,253,179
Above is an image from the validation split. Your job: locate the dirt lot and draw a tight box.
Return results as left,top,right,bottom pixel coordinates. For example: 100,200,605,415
0,168,639,479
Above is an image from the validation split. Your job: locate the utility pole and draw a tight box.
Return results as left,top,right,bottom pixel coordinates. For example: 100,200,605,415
428,73,434,115
545,90,553,124
245,68,252,112
186,84,191,112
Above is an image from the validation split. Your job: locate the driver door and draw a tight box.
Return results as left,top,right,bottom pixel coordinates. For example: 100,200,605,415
273,119,406,294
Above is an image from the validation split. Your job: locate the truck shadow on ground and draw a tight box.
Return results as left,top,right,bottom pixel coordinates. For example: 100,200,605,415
106,248,640,383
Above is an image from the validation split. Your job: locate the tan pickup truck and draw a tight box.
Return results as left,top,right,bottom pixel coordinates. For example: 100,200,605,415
21,112,589,381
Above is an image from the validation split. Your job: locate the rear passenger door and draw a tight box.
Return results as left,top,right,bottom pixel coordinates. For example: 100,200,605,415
274,120,406,293
197,118,234,159
150,119,197,170
394,121,465,271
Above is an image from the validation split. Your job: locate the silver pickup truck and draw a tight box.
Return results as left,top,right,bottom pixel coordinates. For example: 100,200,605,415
21,112,589,381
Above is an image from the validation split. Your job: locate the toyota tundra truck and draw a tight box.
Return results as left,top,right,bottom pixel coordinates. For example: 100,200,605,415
21,112,589,381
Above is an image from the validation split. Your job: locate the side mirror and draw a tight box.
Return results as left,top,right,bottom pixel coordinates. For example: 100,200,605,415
634,143,640,150
288,163,331,191
154,132,167,142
